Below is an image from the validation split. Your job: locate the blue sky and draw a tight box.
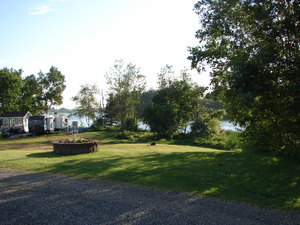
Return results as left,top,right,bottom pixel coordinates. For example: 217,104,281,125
0,0,209,108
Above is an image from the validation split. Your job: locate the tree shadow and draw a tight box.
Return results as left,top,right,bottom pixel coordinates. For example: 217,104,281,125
29,150,300,210
27,152,66,158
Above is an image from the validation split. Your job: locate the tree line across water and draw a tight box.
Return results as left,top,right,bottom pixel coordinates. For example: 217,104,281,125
1,0,299,159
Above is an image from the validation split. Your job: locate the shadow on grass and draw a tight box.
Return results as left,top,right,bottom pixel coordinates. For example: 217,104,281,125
1,141,53,150
27,150,300,210
27,152,66,158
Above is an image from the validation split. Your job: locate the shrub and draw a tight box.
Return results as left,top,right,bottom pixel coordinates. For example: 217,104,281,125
124,117,138,131
194,131,241,150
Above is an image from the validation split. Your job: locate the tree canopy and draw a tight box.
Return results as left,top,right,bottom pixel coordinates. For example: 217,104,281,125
0,68,22,115
189,0,300,156
105,60,146,132
20,74,42,114
144,71,207,139
0,66,66,115
37,66,66,112
72,84,100,127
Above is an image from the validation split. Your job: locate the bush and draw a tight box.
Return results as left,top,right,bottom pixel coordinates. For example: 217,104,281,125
90,116,105,131
124,117,138,131
194,131,241,150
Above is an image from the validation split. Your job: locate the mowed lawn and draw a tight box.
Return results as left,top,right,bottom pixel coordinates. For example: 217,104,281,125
0,132,299,211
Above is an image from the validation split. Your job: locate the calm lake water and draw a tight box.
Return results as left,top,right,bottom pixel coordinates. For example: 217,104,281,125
67,115,241,131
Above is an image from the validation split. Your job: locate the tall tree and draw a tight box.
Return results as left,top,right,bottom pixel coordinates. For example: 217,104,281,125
105,60,146,133
104,93,119,126
38,66,66,112
72,84,100,127
137,89,156,119
144,71,206,139
0,68,22,114
20,74,43,114
157,64,175,89
189,0,300,156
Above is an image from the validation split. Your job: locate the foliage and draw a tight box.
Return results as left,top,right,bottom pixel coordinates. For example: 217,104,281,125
144,71,207,139
144,104,178,139
37,66,66,112
194,130,241,150
49,107,73,113
91,116,105,131
204,92,226,110
105,59,146,133
0,66,66,115
189,0,300,157
124,117,138,131
191,107,225,138
0,68,22,114
20,74,42,114
136,89,156,119
157,64,175,89
72,84,100,127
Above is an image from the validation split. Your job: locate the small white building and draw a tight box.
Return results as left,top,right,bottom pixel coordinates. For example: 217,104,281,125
0,111,32,133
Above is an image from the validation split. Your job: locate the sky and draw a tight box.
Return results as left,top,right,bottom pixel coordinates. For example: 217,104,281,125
0,0,210,109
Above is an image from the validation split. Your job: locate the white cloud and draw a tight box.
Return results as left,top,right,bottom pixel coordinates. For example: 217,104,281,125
29,5,53,15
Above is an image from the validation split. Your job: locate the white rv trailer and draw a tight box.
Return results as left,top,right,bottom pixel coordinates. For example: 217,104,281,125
53,114,68,131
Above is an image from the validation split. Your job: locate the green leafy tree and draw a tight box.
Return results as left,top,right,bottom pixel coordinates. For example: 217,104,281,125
157,64,175,89
137,89,156,119
0,68,22,114
104,93,119,126
72,84,100,127
144,71,206,139
189,0,300,156
191,106,225,138
37,66,66,112
20,75,43,114
105,60,146,133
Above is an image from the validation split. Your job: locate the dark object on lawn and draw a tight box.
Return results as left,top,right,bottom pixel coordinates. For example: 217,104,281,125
53,139,99,155
150,142,156,146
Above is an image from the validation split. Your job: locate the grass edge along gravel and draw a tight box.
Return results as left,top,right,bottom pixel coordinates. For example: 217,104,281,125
0,132,299,211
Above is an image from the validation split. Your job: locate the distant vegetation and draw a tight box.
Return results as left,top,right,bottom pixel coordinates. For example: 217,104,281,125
49,107,73,114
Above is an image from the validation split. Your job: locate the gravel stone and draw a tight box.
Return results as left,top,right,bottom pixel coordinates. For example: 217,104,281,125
0,168,299,225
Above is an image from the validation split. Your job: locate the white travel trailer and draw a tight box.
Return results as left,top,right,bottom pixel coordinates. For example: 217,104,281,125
53,114,68,131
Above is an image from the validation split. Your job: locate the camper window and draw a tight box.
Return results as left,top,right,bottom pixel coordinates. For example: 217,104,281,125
10,119,15,127
15,118,23,127
3,119,9,128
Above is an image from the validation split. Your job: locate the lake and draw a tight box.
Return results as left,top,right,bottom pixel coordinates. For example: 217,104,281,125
67,115,241,131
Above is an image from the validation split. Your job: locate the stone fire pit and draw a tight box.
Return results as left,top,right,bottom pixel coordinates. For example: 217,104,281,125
53,139,99,155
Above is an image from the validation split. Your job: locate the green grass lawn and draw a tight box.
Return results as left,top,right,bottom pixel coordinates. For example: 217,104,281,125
0,131,299,211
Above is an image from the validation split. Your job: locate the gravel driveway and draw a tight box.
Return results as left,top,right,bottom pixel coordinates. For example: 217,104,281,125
0,168,299,225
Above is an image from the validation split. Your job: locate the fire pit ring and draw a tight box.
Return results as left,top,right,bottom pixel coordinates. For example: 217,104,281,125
53,139,99,155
